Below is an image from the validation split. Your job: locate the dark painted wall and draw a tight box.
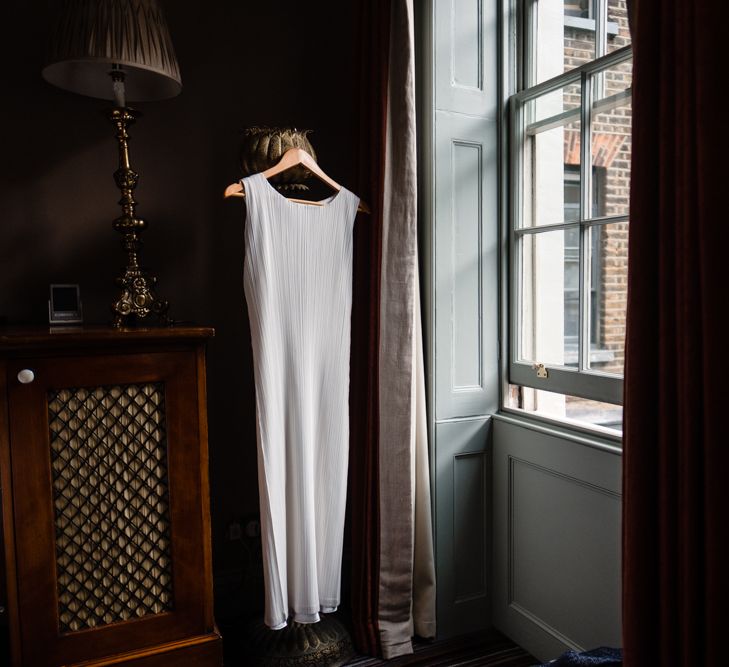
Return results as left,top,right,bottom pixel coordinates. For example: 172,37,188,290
0,0,359,600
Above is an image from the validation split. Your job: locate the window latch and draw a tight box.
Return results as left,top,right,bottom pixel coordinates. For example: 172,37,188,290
533,363,549,379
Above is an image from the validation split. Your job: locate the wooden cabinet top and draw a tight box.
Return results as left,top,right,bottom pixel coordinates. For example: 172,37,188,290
0,325,215,353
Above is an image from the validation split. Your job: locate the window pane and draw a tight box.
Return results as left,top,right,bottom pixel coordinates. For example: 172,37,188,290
564,0,590,18
564,393,622,430
532,2,632,84
588,222,628,374
519,229,572,366
591,75,631,218
523,86,581,228
563,225,580,364
534,1,596,84
507,384,623,433
606,0,632,53
531,82,581,124
597,58,632,97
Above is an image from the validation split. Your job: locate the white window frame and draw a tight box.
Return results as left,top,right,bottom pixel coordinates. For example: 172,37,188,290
507,0,632,406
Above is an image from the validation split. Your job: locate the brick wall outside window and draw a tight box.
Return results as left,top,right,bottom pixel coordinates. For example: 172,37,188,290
564,0,631,375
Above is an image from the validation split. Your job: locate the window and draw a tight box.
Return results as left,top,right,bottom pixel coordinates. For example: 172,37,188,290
506,0,632,433
564,165,606,365
564,1,591,18
563,1,620,37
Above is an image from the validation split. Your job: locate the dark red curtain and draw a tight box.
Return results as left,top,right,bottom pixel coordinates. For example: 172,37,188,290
623,1,729,665
348,0,390,656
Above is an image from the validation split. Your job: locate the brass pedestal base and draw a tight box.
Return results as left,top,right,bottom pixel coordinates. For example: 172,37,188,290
111,266,170,329
245,615,355,667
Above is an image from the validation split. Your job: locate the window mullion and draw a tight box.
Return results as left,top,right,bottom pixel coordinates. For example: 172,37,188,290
594,0,608,98
595,0,607,58
510,95,525,369
513,46,630,103
578,70,593,372
523,0,538,89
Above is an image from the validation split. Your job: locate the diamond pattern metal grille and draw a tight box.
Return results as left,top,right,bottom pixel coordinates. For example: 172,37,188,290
47,383,173,633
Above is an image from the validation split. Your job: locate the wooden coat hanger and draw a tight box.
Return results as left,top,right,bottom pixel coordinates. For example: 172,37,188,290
224,147,370,214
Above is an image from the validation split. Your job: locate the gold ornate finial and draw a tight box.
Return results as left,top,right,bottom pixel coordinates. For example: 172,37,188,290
239,126,317,192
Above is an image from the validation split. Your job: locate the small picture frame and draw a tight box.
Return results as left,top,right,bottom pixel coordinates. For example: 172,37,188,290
48,284,83,325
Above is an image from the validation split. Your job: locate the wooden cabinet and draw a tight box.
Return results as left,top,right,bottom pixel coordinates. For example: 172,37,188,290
0,327,222,666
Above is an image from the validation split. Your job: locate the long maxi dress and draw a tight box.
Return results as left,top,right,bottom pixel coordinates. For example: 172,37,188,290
242,172,360,629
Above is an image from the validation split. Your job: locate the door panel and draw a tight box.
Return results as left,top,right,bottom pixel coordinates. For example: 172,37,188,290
435,417,491,637
6,351,206,666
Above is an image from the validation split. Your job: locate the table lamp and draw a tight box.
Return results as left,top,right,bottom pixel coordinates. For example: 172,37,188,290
42,0,182,328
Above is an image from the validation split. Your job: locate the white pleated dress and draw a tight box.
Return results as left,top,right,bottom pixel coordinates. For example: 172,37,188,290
242,173,360,629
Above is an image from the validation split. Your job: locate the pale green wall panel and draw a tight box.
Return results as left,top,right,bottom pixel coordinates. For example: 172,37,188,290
434,418,491,638
425,0,501,641
492,416,622,660
433,111,499,421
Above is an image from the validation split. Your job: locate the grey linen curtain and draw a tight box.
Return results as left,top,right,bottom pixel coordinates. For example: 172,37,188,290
377,0,437,658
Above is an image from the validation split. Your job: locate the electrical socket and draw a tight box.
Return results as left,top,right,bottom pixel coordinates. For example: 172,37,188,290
227,521,242,541
245,519,261,538
226,516,261,541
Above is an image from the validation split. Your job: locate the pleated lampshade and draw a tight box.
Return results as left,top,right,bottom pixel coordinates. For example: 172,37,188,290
42,0,181,102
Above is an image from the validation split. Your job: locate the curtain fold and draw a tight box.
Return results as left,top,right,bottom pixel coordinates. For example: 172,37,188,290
349,0,389,655
351,0,436,658
411,276,436,641
377,0,436,658
623,1,729,665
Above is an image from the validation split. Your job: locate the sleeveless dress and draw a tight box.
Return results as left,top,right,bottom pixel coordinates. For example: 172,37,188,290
242,172,360,629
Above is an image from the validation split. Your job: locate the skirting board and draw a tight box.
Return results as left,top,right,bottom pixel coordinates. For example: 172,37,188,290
69,631,223,667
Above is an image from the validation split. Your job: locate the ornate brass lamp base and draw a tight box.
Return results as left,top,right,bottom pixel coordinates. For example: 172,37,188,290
111,267,169,329
108,106,170,328
244,615,355,667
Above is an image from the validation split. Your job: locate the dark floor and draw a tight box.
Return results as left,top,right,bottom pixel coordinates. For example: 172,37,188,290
220,618,537,667
0,620,537,666
343,630,537,667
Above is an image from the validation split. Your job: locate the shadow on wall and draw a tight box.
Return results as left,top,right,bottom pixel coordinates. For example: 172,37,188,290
0,0,359,597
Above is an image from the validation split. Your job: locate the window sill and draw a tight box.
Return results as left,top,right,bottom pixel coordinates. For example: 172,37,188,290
495,408,623,452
